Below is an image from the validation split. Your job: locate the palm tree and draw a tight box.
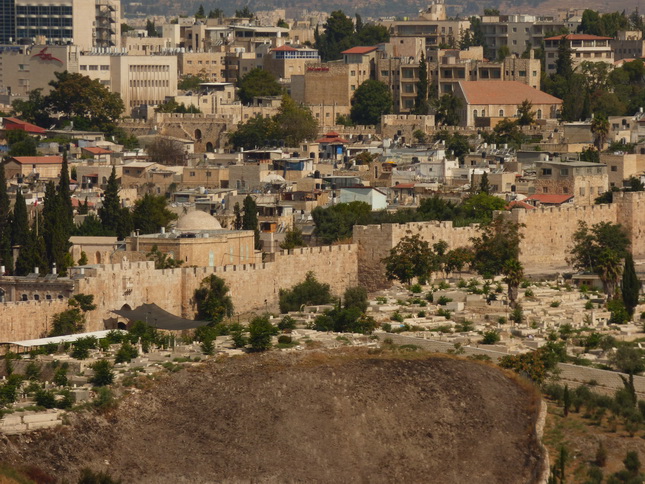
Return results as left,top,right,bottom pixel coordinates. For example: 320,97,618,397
591,115,609,151
502,258,524,308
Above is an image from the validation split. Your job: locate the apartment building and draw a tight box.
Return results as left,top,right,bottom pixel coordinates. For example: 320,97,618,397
178,49,227,83
612,30,645,62
263,45,320,81
480,14,567,59
385,18,470,48
544,34,613,75
0,0,119,49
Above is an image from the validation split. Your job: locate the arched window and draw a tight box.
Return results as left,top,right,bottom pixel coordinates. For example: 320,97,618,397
194,129,202,141
499,109,504,117
536,109,542,119
33,294,40,301
205,142,214,152
473,110,478,118
96,251,102,264
21,294,28,301
481,109,486,117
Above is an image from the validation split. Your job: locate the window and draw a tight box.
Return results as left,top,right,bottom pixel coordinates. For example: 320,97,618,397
381,70,389,76
351,85,356,91
350,70,356,76
543,187,549,193
519,70,526,76
499,109,504,117
537,109,542,119
80,65,87,70
473,110,478,118
100,65,109,71
541,168,552,176
560,168,569,176
563,187,568,193
611,165,617,172
190,171,196,176
89,65,98,71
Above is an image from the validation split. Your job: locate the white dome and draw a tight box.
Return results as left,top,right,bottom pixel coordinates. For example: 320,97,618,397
176,210,222,231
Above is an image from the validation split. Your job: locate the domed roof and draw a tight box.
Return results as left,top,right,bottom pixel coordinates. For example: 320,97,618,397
175,210,222,231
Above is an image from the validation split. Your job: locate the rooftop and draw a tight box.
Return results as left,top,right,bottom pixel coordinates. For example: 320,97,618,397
457,80,562,106
9,156,63,165
341,46,378,55
545,34,612,41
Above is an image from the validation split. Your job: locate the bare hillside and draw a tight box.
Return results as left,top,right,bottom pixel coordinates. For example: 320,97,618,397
0,350,545,483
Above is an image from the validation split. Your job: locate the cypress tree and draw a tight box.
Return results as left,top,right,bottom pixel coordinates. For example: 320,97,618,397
57,151,74,233
15,213,47,276
98,166,132,239
0,165,13,273
42,181,71,274
11,189,29,247
242,195,261,250
622,252,640,317
414,52,429,115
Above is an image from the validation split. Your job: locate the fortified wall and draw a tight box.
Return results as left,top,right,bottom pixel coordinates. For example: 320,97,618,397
74,244,358,331
354,191,645,290
354,222,479,291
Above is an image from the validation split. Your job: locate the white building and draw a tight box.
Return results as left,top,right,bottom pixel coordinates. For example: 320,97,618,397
339,187,388,210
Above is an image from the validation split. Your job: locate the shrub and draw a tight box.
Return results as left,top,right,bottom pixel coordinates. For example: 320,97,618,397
457,279,467,288
279,272,332,313
391,311,404,323
114,341,138,364
437,296,453,306
550,301,561,308
277,315,297,331
230,328,248,348
524,289,534,298
409,283,422,294
437,281,450,290
34,389,56,409
608,298,630,325
71,337,98,360
437,308,451,319
56,390,74,409
481,330,500,344
248,315,278,351
417,311,426,318
25,361,41,381
90,360,114,387
201,338,215,356
425,292,434,303
585,301,594,310
277,335,292,344
510,304,523,324
53,365,69,387
381,322,392,332
93,387,116,412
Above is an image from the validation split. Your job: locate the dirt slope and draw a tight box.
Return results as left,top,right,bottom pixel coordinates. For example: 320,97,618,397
0,350,545,483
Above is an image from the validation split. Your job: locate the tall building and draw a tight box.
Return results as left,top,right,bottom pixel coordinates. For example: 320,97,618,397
0,0,119,50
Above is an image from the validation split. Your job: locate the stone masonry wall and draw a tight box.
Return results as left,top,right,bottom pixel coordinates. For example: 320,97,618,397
354,222,479,291
72,244,358,331
0,300,69,342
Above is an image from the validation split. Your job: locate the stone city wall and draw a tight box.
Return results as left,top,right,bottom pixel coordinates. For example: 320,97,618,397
0,300,69,342
355,192,645,290
354,221,480,291
72,244,358,331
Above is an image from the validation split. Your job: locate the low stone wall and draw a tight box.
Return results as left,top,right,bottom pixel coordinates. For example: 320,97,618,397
0,410,63,435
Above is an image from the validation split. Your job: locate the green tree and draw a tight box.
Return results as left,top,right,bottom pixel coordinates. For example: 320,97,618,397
471,217,524,279
343,286,368,313
194,275,234,323
622,252,640,317
517,99,536,126
242,195,261,250
414,53,430,115
248,315,278,351
382,234,439,284
591,115,610,151
58,151,74,233
11,189,29,247
279,271,332,313
233,202,242,230
145,19,159,38
146,245,183,269
277,19,289,28
228,114,277,150
7,130,38,156
237,68,282,104
610,346,645,374
0,165,12,274
556,37,574,80
44,71,124,132
132,194,177,234
42,181,71,275
350,80,392,125
178,73,209,91
478,172,491,194
14,214,47,276
311,201,372,244
195,4,205,18
273,95,318,146
98,167,132,239
280,227,306,250
90,360,115,386
433,93,463,126
497,45,511,61
315,10,355,61
459,192,507,224
568,221,630,297
503,258,524,307
10,88,51,127
235,6,253,18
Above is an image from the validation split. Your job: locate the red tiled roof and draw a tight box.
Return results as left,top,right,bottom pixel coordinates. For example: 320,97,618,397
545,34,612,41
457,81,562,106
393,183,415,189
506,200,536,210
272,45,299,51
3,117,47,134
525,194,574,204
83,147,113,155
315,135,349,144
71,198,95,207
10,156,63,165
341,46,378,55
